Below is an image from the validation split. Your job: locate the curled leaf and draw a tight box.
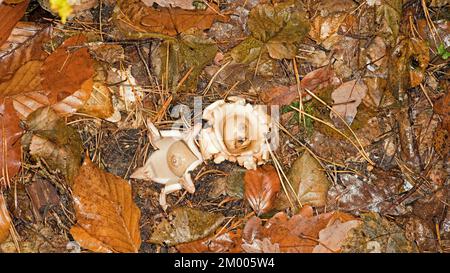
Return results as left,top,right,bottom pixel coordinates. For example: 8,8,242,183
70,157,141,253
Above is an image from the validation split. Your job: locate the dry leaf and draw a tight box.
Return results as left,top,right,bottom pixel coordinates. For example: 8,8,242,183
242,207,357,253
244,165,280,215
0,0,29,47
78,82,114,119
330,80,368,126
312,219,361,253
70,157,141,253
22,107,83,185
114,0,228,37
275,151,330,210
0,194,12,243
149,207,224,246
0,22,52,80
0,99,22,188
0,60,44,97
41,34,94,104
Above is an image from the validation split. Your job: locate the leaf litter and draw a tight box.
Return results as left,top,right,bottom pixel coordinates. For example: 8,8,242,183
0,0,448,253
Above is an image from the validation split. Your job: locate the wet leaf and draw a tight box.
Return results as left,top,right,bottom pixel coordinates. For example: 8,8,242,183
41,34,94,104
231,1,309,63
0,22,52,80
0,0,29,47
70,157,141,253
275,151,330,210
22,107,83,185
0,99,22,187
114,0,227,37
149,207,225,246
341,212,418,253
0,194,12,243
330,80,368,126
244,165,280,215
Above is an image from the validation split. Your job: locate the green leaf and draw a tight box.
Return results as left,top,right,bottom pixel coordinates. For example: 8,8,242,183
437,43,450,60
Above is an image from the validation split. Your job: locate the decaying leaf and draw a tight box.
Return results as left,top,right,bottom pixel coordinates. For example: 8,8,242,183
330,80,368,126
231,1,309,63
209,167,246,199
275,151,330,210
70,157,141,253
0,194,12,243
114,0,228,37
41,34,94,104
149,207,224,246
0,0,30,47
0,22,52,80
244,164,280,215
0,99,22,187
341,212,418,253
22,107,83,185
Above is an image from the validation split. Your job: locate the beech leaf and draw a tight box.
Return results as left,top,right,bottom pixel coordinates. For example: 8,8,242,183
0,0,29,47
0,194,11,243
244,164,281,215
0,99,22,187
70,157,142,253
0,22,52,80
330,80,368,126
41,34,94,104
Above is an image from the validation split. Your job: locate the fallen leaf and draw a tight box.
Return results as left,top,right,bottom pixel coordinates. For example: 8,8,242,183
275,151,330,210
209,167,245,199
0,194,12,243
231,1,309,63
0,60,44,97
0,99,22,187
79,82,114,119
114,0,228,37
70,157,141,253
330,80,368,126
242,207,357,253
0,0,30,47
149,207,225,246
22,107,83,185
25,175,60,222
244,164,280,215
0,22,52,80
41,34,94,104
312,219,361,253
